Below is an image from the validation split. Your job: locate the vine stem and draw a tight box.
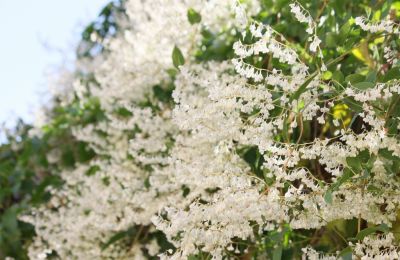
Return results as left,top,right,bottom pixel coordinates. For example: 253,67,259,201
358,180,366,234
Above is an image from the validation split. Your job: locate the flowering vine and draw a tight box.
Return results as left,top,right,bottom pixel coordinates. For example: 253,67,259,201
12,0,400,259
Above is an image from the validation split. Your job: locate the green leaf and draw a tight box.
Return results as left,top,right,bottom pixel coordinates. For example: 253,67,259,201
345,74,364,84
346,157,362,171
355,224,389,241
85,165,100,176
357,150,370,163
367,184,383,195
365,155,376,170
383,67,400,82
282,116,290,142
361,169,370,179
343,97,363,112
338,246,352,260
331,168,353,191
338,21,352,44
172,46,185,69
388,94,400,117
365,71,377,83
2,206,20,238
324,190,333,204
386,117,399,135
144,176,150,189
379,148,397,160
346,150,370,173
352,82,375,90
166,68,178,78
102,227,136,250
290,73,317,102
272,245,282,260
187,8,201,24
391,160,400,174
332,70,344,84
382,0,393,18
326,32,336,48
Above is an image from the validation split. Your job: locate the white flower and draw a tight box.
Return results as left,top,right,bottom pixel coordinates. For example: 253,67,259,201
355,16,394,33
309,35,321,52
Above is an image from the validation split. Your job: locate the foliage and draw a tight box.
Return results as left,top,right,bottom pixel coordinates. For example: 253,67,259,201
2,0,400,259
0,2,121,259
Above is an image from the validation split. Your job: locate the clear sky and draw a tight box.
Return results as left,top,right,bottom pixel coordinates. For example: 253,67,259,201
0,0,109,127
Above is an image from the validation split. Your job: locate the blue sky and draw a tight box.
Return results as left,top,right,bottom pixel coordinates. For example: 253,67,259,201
0,0,109,127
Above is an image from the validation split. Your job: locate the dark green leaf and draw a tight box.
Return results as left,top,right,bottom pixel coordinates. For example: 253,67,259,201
290,74,317,102
358,150,370,163
383,67,400,82
326,32,336,48
187,8,201,24
338,21,352,44
355,224,389,240
332,70,344,85
352,82,375,90
382,0,393,18
102,227,136,250
345,74,364,84
85,165,100,176
331,168,353,191
338,246,352,260
172,46,185,69
272,245,282,260
346,157,362,172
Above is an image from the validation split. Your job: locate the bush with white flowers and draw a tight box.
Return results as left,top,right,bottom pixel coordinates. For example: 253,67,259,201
15,0,400,259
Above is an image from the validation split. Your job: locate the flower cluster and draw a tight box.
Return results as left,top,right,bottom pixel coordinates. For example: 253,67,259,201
355,16,397,34
289,2,321,53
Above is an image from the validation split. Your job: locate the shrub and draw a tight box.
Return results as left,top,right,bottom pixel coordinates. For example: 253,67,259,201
3,0,400,259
